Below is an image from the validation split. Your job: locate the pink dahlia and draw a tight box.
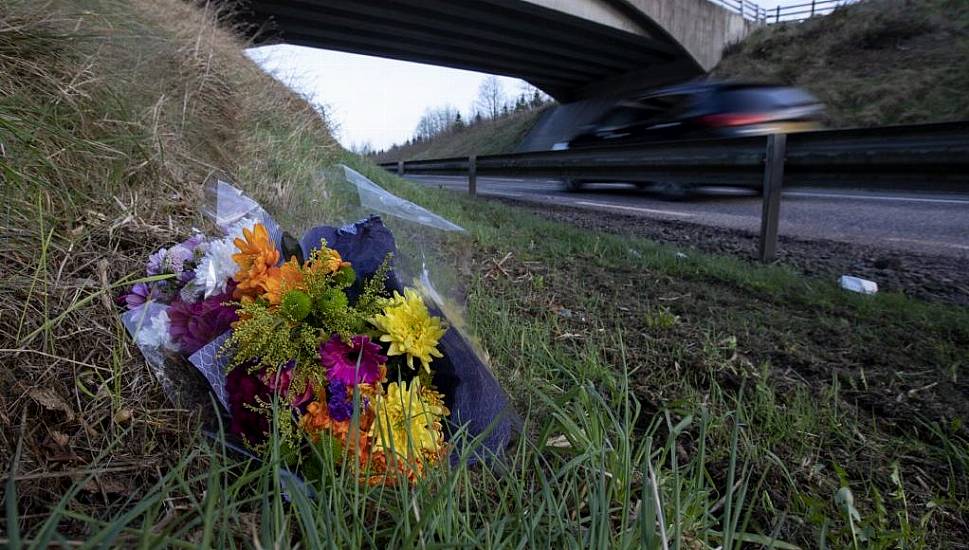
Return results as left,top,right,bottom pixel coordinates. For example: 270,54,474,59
319,334,387,385
167,288,238,355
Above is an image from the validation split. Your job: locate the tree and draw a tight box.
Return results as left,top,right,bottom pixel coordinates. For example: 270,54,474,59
413,105,460,140
350,140,374,156
474,76,505,120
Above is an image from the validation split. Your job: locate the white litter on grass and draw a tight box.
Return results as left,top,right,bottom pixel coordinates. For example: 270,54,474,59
675,252,688,259
839,275,878,295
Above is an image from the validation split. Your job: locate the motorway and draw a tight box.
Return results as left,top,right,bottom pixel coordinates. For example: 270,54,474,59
404,175,969,258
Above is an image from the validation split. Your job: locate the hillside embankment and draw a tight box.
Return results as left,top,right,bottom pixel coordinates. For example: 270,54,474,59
716,0,969,127
373,106,549,162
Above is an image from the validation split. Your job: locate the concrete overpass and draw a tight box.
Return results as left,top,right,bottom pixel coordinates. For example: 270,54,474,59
230,0,758,102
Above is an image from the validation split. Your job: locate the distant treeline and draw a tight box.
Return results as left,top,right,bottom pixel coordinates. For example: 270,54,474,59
357,76,552,157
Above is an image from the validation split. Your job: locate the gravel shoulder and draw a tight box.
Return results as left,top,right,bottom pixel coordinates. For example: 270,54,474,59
491,196,969,306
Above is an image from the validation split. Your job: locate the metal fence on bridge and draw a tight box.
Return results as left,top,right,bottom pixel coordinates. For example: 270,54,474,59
710,0,859,24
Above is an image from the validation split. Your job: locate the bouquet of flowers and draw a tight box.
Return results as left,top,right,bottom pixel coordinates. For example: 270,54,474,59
121,172,516,485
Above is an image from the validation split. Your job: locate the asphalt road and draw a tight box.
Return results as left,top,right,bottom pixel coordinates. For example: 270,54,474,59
405,175,969,258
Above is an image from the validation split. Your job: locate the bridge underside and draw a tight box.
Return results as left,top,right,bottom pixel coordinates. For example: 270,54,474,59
228,0,705,102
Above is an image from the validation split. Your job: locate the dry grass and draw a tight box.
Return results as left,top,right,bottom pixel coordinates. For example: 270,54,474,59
0,0,339,530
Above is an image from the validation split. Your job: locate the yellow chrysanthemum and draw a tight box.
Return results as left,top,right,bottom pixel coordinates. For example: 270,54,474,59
370,288,446,372
369,380,448,461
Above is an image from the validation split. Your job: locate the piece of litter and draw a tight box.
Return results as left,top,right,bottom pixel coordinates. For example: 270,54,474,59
839,275,878,295
675,252,688,259
545,434,572,448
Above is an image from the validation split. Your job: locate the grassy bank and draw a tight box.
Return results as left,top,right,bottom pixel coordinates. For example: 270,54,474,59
715,0,969,127
372,106,549,162
2,0,967,548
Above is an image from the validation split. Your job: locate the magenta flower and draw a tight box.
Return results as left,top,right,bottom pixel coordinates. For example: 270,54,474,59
227,361,316,444
260,360,313,408
167,289,238,355
319,334,387,385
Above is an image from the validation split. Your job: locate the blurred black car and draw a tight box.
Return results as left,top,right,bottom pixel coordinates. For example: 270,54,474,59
565,81,824,149
556,81,824,194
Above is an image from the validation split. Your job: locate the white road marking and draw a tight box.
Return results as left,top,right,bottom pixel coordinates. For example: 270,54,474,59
885,237,969,250
785,191,969,205
574,200,695,217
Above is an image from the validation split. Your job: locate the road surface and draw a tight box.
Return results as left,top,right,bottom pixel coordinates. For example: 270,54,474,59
404,175,969,258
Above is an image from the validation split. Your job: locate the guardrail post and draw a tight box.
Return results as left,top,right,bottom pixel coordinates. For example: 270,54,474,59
397,160,404,176
775,5,780,22
810,0,816,16
758,134,786,262
468,155,477,196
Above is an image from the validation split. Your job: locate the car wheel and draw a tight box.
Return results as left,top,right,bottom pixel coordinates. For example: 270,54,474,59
656,182,689,200
561,178,584,192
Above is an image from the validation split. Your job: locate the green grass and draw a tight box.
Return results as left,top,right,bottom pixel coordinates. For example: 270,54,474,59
2,0,968,547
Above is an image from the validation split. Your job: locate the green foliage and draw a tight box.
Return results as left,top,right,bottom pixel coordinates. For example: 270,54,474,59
226,300,321,374
643,306,680,331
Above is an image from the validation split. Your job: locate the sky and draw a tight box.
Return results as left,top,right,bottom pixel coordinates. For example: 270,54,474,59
246,0,804,151
246,47,526,151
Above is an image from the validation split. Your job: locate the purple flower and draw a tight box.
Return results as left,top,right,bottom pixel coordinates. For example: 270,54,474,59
124,282,156,310
327,381,354,421
166,246,193,276
319,334,387,385
146,247,167,276
146,235,205,277
167,288,238,355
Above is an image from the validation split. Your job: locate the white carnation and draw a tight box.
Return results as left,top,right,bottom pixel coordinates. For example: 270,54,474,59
193,217,258,298
195,237,238,298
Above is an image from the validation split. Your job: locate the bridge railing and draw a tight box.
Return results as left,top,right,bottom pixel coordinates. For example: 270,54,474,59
378,121,969,262
709,0,859,24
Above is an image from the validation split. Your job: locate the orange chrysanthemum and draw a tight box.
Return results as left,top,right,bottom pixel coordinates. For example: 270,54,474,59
300,398,374,463
264,257,304,306
232,224,280,301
